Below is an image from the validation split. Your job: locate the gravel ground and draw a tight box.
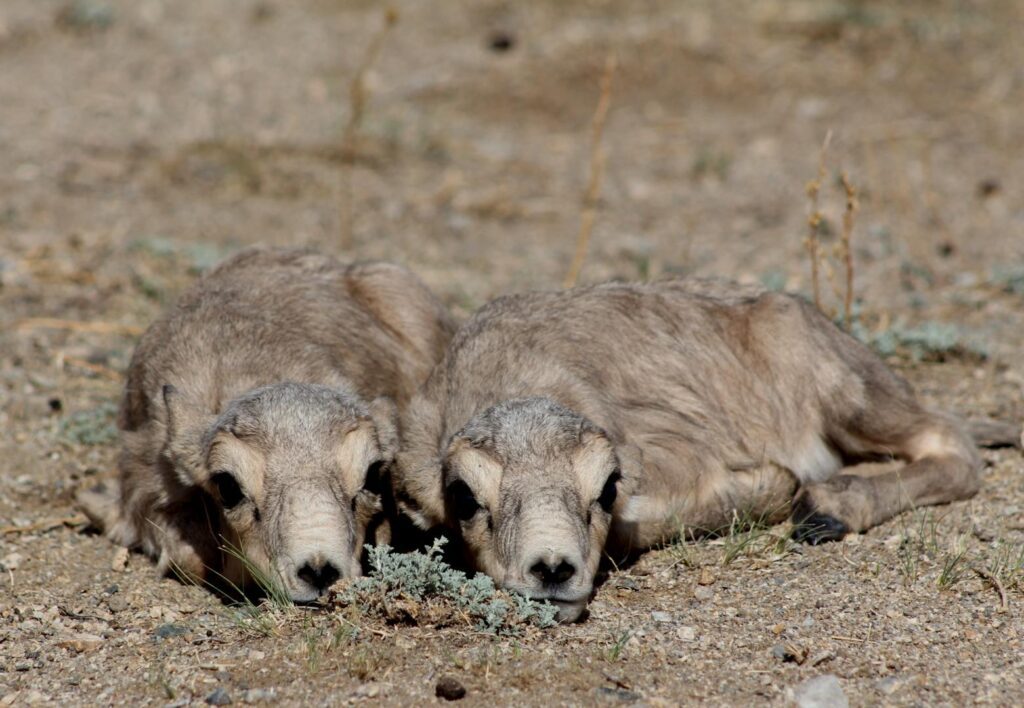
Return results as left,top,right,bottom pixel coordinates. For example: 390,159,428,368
2,0,1023,705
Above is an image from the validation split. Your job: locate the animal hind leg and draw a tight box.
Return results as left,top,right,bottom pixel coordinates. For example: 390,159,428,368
793,411,980,545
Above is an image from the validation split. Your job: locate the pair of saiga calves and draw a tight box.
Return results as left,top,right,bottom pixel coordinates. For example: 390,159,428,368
79,248,1017,622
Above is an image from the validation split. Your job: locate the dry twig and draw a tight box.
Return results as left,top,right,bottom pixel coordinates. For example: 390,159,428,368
838,171,858,328
15,318,143,337
63,356,123,381
1,514,89,536
339,7,399,248
564,54,617,289
974,567,1009,612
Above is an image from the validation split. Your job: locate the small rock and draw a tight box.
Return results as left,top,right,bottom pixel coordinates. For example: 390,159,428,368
677,626,697,642
206,687,231,705
802,616,815,628
106,595,129,613
1,552,23,571
240,688,275,704
651,611,672,623
793,675,848,708
353,684,380,698
57,633,104,653
693,586,714,601
809,650,835,667
697,567,716,586
435,677,466,701
247,650,265,661
154,624,188,639
596,686,641,702
876,676,908,696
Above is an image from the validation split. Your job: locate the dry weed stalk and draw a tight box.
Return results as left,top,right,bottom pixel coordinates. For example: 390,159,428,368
838,171,858,328
564,54,617,289
339,8,399,248
803,130,832,311
802,133,860,330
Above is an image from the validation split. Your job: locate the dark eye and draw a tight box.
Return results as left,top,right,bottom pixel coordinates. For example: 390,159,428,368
363,460,386,496
211,471,244,510
446,479,480,522
597,470,620,513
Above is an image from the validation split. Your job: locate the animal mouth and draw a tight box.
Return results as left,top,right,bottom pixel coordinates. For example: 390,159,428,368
536,597,589,623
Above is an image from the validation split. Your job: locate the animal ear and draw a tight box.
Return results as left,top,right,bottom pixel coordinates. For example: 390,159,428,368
613,442,644,501
162,384,215,487
367,396,399,461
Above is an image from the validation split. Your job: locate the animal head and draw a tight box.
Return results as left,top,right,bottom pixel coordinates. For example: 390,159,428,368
163,382,397,601
437,397,638,622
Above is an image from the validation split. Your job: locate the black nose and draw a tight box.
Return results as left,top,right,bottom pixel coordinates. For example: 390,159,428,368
297,559,340,592
529,558,576,586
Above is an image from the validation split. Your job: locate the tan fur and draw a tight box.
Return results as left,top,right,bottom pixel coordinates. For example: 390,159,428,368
77,248,455,600
394,278,1001,620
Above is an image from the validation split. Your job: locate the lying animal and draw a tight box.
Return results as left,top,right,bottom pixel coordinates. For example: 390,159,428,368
393,279,1018,621
78,248,456,601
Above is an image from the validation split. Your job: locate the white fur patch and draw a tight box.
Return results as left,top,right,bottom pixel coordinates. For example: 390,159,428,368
784,432,841,483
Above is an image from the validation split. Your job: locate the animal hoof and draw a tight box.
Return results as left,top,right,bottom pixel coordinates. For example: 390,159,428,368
792,509,849,545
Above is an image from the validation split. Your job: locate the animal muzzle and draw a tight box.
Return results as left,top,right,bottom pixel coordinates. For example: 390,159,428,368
277,507,358,601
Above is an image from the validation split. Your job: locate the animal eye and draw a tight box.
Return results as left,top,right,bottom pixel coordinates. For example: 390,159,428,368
446,479,480,522
597,469,620,513
211,471,245,510
363,460,386,496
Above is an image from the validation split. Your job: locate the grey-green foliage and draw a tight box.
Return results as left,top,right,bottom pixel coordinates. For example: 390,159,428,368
59,402,119,446
849,317,987,362
339,539,557,634
992,266,1024,296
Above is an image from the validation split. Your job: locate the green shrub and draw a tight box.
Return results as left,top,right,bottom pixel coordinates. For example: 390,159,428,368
334,539,557,635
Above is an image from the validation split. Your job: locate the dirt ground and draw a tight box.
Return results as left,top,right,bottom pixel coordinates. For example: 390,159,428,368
2,0,1024,705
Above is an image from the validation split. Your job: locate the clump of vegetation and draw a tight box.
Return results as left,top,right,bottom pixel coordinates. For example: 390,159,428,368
991,266,1024,296
333,539,558,634
59,402,119,446
850,317,988,362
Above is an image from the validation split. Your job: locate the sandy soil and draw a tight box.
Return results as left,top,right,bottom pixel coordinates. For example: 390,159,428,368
2,0,1023,705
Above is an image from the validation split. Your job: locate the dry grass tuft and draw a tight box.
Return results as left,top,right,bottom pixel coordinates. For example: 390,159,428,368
563,54,617,289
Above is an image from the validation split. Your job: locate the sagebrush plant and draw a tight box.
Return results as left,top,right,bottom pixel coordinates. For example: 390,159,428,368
334,538,558,634
59,402,119,446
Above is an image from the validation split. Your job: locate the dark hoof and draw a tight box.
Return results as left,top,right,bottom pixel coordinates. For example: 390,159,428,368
793,513,848,545
791,498,849,545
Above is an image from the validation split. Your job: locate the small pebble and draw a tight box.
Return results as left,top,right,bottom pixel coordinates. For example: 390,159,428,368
793,675,848,708
651,611,672,623
206,687,232,705
693,586,714,601
435,676,466,701
154,624,188,639
240,688,275,703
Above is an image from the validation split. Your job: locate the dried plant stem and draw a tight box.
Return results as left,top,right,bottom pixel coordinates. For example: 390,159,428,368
339,8,398,249
15,318,143,337
839,171,858,329
1,514,88,536
803,130,832,311
974,567,1009,612
564,54,616,289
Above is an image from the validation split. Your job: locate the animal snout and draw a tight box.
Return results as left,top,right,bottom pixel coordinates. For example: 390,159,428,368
528,554,577,586
296,557,341,593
